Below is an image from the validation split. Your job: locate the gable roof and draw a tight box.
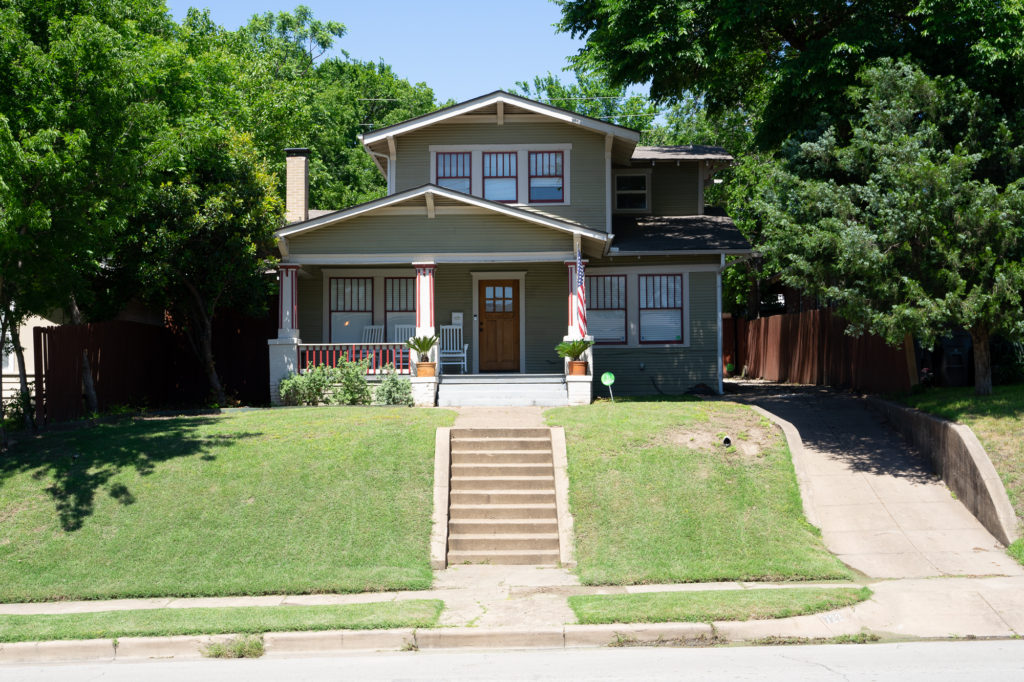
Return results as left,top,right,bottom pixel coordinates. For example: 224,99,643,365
360,91,641,147
276,184,609,243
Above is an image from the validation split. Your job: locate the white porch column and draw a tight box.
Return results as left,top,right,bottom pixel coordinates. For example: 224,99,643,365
414,262,437,341
269,264,301,405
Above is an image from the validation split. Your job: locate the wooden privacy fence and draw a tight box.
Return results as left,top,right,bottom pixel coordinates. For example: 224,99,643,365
723,309,914,394
34,309,276,424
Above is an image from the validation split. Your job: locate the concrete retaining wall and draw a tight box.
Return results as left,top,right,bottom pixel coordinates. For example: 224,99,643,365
867,397,1019,546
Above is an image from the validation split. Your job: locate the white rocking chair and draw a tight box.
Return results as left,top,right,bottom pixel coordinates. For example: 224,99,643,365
360,325,385,343
391,324,416,344
439,324,468,373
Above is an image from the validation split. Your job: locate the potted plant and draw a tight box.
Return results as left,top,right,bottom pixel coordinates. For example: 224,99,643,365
556,339,594,376
406,335,438,377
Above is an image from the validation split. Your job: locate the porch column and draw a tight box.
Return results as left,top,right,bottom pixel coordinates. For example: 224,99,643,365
564,259,588,340
269,264,301,406
414,263,436,338
277,264,300,338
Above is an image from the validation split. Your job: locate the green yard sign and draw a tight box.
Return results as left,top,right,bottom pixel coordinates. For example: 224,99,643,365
601,372,615,402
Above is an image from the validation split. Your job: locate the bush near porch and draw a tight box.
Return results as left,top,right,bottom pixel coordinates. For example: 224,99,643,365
546,400,853,585
0,407,454,602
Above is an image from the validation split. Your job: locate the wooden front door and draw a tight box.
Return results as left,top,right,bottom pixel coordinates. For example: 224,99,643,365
478,280,520,372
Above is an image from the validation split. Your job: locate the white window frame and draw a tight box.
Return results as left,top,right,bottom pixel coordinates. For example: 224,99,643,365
429,143,572,206
613,169,652,214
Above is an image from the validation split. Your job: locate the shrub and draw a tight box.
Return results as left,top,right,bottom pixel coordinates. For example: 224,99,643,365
375,365,414,406
556,339,593,361
278,360,371,406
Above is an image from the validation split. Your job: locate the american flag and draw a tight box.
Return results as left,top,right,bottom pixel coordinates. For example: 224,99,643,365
575,248,587,338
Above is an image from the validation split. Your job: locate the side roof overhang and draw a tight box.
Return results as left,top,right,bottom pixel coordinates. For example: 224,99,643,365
275,184,609,256
359,90,642,175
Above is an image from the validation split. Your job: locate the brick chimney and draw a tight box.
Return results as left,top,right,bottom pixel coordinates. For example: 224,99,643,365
284,148,309,223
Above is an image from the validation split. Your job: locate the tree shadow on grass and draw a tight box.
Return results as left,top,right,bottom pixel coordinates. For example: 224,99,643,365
0,416,262,531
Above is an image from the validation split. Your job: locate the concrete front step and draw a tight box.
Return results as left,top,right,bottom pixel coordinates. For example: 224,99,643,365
447,533,561,551
449,503,557,520
446,549,560,565
451,438,553,452
450,476,554,491
451,450,553,464
441,373,565,384
451,428,553,439
449,519,560,534
451,463,553,477
438,384,569,407
451,490,556,505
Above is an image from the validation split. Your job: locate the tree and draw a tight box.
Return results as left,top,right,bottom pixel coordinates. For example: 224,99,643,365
127,124,282,405
556,0,1024,150
754,62,1024,394
512,67,658,131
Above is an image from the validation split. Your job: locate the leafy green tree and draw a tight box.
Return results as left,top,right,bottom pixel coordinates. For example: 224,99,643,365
754,62,1024,394
512,67,658,131
127,125,282,405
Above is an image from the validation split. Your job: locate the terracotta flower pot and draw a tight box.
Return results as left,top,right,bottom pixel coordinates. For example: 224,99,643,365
567,360,588,376
416,362,437,378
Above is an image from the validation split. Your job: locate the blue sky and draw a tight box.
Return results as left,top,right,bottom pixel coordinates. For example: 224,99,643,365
164,0,588,103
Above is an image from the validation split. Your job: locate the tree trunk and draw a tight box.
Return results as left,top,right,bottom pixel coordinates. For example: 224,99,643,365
970,326,993,396
10,319,35,432
1,313,8,449
69,297,99,415
183,282,226,406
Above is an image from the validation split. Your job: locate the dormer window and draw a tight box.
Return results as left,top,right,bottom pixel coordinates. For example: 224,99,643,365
528,151,564,203
436,152,471,194
483,152,517,202
614,171,651,212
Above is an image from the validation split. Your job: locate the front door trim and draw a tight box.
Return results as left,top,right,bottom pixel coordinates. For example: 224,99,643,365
471,271,527,374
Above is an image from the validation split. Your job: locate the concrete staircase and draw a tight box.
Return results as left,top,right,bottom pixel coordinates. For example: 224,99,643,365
447,428,560,565
438,374,568,407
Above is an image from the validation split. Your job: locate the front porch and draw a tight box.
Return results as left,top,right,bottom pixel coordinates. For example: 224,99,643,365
268,260,594,407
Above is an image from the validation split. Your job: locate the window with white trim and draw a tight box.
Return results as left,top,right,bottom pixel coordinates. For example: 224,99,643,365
586,275,627,344
483,152,517,202
639,274,683,343
329,277,373,343
436,152,471,194
528,151,563,202
384,277,415,342
614,172,650,212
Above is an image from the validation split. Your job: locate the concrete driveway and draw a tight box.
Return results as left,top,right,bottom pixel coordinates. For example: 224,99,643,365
728,382,1023,579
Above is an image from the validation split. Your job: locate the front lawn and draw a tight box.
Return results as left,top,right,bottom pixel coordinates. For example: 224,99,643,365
547,400,852,585
898,383,1024,562
569,587,871,625
0,407,454,602
0,599,443,643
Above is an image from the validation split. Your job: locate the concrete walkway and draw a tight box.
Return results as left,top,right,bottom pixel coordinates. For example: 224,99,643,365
728,381,1023,579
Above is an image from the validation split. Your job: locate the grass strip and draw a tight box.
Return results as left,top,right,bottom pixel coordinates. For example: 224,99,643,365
569,587,871,625
547,401,853,584
0,599,443,643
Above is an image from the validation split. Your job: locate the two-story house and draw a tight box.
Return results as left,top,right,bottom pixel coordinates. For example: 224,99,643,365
267,91,751,406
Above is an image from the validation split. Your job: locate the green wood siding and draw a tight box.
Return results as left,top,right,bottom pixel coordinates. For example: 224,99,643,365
591,271,719,394
394,122,607,230
649,162,699,216
287,213,571,255
297,266,323,343
588,254,720,267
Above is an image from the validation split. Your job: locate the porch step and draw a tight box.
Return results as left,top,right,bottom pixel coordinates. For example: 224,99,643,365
450,476,554,491
438,377,568,407
449,503,557,520
451,438,552,452
447,549,561,566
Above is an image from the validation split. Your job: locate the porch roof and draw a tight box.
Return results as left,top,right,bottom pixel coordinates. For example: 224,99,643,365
609,208,753,255
276,184,609,256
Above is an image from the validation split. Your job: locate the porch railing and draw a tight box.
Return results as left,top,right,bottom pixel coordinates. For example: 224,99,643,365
298,343,411,375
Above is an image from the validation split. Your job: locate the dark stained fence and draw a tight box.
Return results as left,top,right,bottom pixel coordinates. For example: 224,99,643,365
723,309,913,394
34,309,275,424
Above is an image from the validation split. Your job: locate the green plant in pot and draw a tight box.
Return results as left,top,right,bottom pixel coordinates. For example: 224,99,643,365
406,335,439,377
556,339,594,376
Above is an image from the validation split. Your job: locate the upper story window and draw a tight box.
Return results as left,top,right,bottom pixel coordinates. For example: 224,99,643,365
614,171,650,212
528,151,564,203
483,152,517,202
436,152,471,194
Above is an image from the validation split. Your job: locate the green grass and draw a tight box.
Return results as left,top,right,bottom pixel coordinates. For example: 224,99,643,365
898,383,1024,563
546,401,852,585
569,588,871,625
204,634,264,658
0,599,443,643
0,407,455,602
